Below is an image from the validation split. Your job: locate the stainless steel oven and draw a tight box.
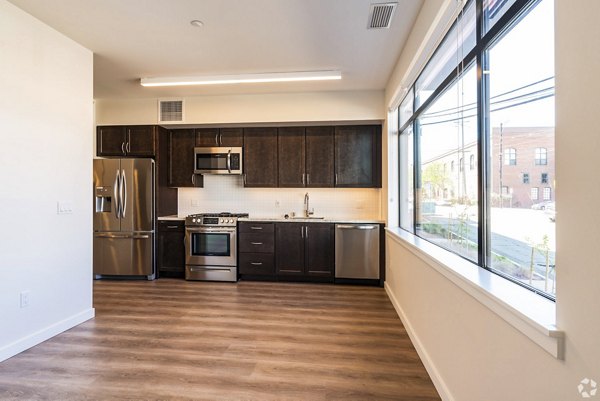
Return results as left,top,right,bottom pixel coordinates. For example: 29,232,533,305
184,213,248,282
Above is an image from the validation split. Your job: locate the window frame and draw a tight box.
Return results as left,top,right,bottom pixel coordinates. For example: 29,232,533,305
397,0,554,300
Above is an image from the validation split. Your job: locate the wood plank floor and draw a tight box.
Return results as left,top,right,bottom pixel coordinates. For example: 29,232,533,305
0,279,440,401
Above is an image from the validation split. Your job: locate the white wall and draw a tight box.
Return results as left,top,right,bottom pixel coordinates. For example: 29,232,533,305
95,90,384,126
384,1,600,400
0,0,94,362
177,175,381,220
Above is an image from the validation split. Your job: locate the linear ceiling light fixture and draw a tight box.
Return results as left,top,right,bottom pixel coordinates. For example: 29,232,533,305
140,70,342,87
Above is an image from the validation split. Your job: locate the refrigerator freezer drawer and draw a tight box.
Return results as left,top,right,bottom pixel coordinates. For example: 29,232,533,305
93,233,154,277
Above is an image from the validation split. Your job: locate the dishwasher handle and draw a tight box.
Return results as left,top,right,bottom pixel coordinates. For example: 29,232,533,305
336,224,378,230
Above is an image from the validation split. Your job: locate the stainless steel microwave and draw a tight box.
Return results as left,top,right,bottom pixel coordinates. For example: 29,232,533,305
194,147,243,175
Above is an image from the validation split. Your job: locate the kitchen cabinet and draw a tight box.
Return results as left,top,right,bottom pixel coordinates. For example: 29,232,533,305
97,125,156,157
278,126,334,188
157,220,185,278
168,129,203,188
334,125,381,188
238,222,275,276
243,128,278,187
278,127,305,187
305,126,334,187
275,222,334,278
196,128,243,147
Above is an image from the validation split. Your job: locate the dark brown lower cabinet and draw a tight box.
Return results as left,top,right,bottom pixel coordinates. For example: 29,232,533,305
157,220,185,278
275,223,334,278
238,222,275,276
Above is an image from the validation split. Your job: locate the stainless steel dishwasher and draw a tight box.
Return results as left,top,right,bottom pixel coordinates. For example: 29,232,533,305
335,224,380,279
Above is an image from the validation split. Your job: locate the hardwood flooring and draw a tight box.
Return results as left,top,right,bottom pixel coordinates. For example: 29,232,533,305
0,280,440,401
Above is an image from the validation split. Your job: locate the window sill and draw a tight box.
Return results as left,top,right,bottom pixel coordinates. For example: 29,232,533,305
385,227,564,359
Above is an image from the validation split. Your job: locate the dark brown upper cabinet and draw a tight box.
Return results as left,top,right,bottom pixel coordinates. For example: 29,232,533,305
243,128,278,187
168,129,203,188
306,126,334,187
196,128,243,147
97,125,156,157
334,125,382,188
278,126,334,188
278,127,305,187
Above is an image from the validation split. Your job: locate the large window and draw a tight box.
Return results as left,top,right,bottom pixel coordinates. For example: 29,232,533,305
398,0,555,299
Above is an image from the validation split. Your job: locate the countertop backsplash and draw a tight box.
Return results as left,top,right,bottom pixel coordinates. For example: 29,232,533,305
177,175,381,220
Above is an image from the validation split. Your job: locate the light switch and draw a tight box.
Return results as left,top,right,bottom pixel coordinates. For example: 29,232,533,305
57,201,73,214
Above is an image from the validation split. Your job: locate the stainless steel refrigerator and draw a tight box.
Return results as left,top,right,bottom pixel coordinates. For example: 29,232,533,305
93,158,155,280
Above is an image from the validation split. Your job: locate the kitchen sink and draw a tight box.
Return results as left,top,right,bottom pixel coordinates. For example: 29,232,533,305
291,216,325,220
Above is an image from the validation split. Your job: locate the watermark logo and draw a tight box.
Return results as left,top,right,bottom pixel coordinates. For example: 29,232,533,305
578,378,597,398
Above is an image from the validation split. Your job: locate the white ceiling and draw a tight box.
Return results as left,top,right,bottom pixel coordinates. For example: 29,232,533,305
9,0,423,99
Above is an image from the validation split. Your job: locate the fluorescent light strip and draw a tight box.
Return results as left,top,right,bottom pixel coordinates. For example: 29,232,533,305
140,71,342,87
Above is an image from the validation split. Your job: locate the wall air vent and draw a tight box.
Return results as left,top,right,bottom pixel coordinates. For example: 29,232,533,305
158,99,184,122
368,2,397,29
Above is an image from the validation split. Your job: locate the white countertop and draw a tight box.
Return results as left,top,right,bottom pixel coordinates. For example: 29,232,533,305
239,217,384,224
157,215,185,221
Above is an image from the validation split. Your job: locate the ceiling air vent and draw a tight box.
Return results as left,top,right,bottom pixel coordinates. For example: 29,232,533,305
158,99,184,122
368,2,397,29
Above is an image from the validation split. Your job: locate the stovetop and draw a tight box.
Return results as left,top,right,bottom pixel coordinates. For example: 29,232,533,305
185,212,249,227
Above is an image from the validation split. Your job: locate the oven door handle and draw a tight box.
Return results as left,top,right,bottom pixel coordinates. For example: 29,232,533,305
186,227,236,233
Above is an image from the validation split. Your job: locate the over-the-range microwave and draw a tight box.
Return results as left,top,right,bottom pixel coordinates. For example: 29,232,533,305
194,147,243,175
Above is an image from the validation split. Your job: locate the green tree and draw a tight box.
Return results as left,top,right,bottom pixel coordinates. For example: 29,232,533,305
422,162,449,200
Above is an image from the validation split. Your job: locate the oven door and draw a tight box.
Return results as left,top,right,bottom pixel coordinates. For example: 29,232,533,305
185,226,237,266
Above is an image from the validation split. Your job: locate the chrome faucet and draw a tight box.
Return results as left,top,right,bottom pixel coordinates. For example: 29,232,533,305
304,192,314,217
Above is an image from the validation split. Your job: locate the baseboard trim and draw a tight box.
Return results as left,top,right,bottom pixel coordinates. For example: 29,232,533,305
0,308,95,363
385,282,454,401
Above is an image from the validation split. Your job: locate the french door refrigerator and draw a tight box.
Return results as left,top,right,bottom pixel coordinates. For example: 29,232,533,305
93,158,155,280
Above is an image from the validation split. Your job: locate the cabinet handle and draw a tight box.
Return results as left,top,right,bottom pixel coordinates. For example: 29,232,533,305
306,226,309,238
167,225,179,229
301,226,304,238
335,173,338,185
126,141,130,153
302,173,305,185
307,174,310,185
215,133,219,146
243,173,247,185
250,242,263,245
219,134,223,145
121,142,126,154
191,174,196,186
250,262,263,266
250,226,263,230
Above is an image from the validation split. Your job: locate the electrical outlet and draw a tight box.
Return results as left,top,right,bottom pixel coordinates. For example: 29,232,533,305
20,291,30,308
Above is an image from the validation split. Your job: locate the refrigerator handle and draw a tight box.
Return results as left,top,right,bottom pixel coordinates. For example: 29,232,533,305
121,169,127,218
114,169,120,219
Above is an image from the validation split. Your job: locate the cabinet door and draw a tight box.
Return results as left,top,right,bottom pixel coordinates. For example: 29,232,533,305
219,128,243,147
305,223,334,277
126,126,156,157
243,128,278,187
275,223,304,275
157,222,185,275
334,125,381,188
168,129,203,187
97,126,126,157
306,127,334,187
278,127,305,187
195,128,220,147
